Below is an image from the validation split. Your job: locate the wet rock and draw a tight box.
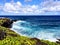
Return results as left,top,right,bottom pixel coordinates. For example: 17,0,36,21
57,39,60,41
56,39,60,44
56,41,60,44
30,38,48,45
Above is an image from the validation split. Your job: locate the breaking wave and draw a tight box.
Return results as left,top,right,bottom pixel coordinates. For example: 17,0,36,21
11,20,60,42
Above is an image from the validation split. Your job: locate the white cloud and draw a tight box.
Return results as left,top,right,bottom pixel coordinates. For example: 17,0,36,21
3,1,22,13
0,0,60,15
2,1,40,14
40,1,60,12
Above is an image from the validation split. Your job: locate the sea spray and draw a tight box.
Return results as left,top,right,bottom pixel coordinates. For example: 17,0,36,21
11,20,60,42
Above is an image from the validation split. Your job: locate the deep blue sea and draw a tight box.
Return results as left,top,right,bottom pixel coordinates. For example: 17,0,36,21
1,16,60,42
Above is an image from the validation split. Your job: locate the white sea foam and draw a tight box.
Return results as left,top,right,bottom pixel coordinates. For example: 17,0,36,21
11,20,60,42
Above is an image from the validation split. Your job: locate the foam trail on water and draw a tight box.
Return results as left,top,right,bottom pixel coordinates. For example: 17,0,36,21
11,20,60,42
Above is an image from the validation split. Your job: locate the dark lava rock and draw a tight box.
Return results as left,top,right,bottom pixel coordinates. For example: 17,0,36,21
57,39,60,41
0,30,7,40
56,41,60,44
0,18,18,28
30,38,48,45
56,39,60,44
2,20,13,28
0,18,13,28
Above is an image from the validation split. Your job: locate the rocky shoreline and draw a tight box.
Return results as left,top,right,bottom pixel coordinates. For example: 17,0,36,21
0,18,60,45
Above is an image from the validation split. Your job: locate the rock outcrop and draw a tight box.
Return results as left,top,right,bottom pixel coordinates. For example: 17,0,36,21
56,39,60,44
0,30,7,40
30,38,48,45
0,18,13,28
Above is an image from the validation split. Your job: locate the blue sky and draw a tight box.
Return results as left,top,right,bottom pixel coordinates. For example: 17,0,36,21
0,0,42,4
0,0,60,15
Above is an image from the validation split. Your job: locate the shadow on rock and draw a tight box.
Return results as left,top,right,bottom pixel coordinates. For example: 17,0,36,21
56,39,60,44
0,30,7,40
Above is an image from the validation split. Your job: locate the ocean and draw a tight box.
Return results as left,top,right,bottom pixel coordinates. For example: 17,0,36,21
1,16,60,42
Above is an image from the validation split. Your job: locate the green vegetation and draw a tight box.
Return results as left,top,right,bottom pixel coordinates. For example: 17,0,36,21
41,40,60,45
0,18,60,45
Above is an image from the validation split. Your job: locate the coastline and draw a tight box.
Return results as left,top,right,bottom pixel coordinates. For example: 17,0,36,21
11,18,59,42
0,17,60,45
